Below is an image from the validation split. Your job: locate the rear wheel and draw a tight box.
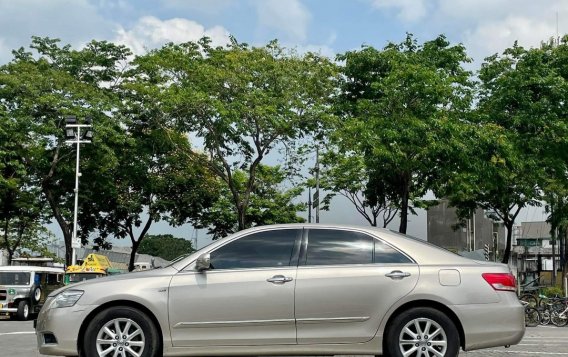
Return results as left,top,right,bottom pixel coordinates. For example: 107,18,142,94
524,307,540,327
385,307,460,357
83,306,160,357
519,294,538,308
539,309,551,325
16,300,30,321
551,311,568,327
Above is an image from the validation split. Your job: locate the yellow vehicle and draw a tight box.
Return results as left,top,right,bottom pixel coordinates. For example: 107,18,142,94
64,254,112,285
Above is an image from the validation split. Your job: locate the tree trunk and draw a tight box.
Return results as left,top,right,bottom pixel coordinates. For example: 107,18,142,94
7,250,13,266
398,177,410,234
42,186,73,266
501,221,513,264
128,240,140,272
237,204,246,231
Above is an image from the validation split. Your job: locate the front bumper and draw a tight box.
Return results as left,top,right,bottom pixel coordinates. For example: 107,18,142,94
0,307,17,313
36,300,98,356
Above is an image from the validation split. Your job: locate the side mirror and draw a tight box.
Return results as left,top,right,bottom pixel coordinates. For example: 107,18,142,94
195,253,211,272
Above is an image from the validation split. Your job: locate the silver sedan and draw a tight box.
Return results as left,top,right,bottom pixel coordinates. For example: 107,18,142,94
36,224,524,357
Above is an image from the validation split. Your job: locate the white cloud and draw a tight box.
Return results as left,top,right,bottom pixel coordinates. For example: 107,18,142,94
256,0,311,42
434,0,568,62
0,0,113,64
464,16,556,61
371,0,428,22
113,16,231,55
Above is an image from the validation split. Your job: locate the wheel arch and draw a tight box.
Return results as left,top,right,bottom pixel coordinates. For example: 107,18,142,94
77,300,164,357
382,299,466,352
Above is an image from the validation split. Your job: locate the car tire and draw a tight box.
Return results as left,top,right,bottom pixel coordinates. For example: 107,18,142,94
385,307,460,357
524,307,540,327
33,287,42,303
83,306,160,357
16,300,30,321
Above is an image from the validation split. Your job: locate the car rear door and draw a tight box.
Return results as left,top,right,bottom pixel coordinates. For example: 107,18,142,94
294,228,419,344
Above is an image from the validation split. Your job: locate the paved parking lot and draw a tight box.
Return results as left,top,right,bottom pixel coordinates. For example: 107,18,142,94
1,317,567,357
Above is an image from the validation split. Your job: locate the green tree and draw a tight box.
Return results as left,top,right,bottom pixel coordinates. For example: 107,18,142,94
437,122,540,264
82,125,219,271
320,150,397,227
196,165,306,239
438,40,568,264
0,82,51,264
335,34,473,233
133,38,336,232
138,234,194,261
0,37,132,266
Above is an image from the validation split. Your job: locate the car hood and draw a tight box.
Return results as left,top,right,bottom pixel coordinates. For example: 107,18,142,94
50,266,178,297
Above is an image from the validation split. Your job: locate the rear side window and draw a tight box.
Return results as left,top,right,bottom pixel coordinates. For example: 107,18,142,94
374,239,413,263
305,229,412,265
305,229,374,265
210,229,300,270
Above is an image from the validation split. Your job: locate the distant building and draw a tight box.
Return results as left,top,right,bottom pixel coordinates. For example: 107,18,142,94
513,221,561,281
427,199,505,259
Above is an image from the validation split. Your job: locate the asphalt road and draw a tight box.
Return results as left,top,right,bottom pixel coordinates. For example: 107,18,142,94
1,317,567,357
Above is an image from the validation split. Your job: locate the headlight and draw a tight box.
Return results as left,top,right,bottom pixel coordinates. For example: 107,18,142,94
52,289,84,308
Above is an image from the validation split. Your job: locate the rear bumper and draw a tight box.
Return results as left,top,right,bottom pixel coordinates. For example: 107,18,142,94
455,293,525,351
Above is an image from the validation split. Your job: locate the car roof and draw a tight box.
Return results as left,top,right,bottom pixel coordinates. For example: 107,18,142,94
171,223,485,270
0,266,65,273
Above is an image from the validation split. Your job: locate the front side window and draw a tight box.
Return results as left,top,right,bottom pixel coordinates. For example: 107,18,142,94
305,229,374,265
209,229,300,270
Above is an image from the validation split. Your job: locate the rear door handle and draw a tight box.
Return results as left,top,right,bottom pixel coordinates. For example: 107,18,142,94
385,270,411,280
267,275,294,284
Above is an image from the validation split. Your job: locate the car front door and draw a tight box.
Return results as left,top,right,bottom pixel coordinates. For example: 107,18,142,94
168,228,301,347
295,228,419,344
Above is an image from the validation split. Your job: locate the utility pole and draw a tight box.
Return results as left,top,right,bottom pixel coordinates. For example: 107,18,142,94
315,146,320,223
65,116,93,266
308,186,312,223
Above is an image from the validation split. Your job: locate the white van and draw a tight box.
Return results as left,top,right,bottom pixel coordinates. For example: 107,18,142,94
0,266,64,320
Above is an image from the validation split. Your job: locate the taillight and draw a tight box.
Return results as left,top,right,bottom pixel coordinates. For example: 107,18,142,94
482,273,516,292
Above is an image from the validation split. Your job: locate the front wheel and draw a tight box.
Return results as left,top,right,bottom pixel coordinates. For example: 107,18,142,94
385,307,460,357
551,311,568,327
83,306,160,357
16,300,30,321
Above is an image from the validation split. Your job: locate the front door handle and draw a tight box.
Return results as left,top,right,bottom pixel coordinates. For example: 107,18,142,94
267,275,294,284
385,270,411,280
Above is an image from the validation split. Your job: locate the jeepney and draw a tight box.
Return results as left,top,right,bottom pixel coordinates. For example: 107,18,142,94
0,266,64,320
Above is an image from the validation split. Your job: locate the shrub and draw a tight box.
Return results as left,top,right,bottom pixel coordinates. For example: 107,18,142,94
542,286,564,298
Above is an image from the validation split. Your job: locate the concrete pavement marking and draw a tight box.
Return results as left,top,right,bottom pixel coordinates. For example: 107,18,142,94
480,351,568,355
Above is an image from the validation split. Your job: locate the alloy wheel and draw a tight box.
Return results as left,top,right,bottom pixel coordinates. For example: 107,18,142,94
398,317,448,357
95,318,145,357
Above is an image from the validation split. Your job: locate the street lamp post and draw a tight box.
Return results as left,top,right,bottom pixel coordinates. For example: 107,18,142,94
65,115,93,266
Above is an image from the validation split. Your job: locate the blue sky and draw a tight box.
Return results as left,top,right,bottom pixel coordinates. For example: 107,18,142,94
1,0,556,244
1,0,567,66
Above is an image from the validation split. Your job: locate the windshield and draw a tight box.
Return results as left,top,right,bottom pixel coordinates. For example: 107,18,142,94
0,272,31,286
